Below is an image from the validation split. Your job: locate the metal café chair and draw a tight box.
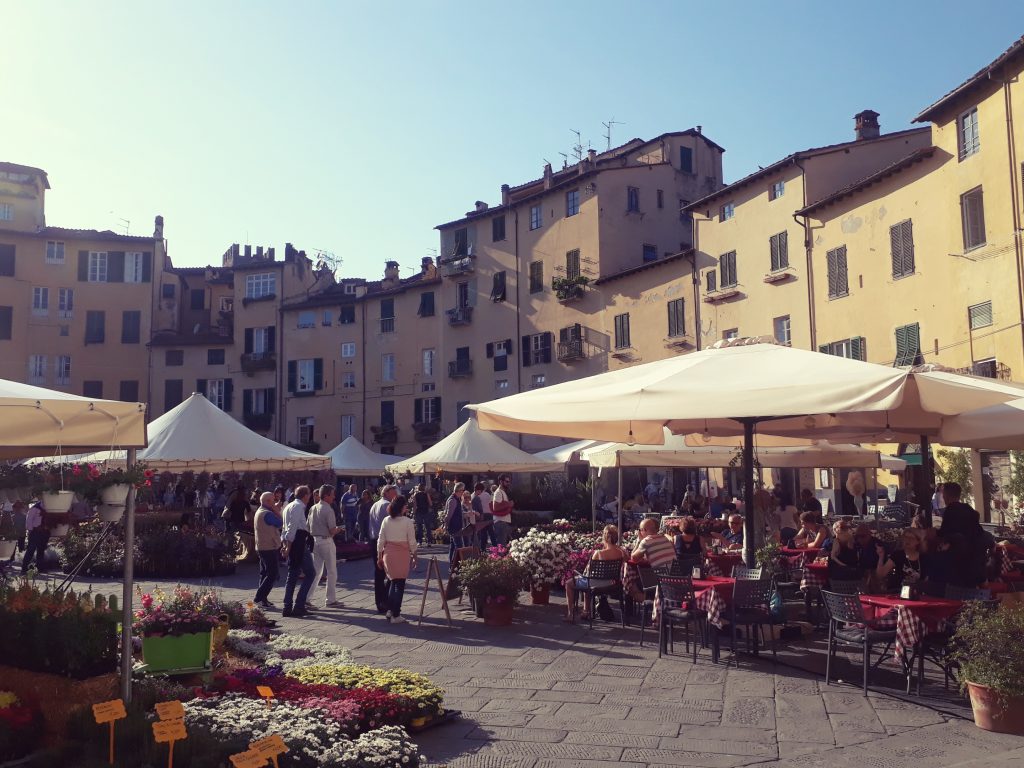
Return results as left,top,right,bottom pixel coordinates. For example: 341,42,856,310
658,575,704,663
820,590,897,695
574,559,625,630
727,577,778,667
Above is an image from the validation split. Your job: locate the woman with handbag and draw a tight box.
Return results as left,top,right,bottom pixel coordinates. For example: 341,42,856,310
377,495,417,624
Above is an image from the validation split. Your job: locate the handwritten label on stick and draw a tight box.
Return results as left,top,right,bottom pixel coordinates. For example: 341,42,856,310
155,700,185,721
229,751,267,768
250,734,288,759
152,719,187,743
92,699,127,724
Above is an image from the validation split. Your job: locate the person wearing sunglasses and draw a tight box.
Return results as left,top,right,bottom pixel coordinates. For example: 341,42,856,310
711,514,745,551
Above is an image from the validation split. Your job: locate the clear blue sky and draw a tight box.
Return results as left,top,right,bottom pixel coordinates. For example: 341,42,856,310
3,3,1023,278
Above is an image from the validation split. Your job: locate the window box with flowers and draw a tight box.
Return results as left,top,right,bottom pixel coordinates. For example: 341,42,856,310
552,275,589,303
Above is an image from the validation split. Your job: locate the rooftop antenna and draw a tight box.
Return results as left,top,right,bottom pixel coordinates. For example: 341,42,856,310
558,151,569,169
108,212,131,235
570,129,584,161
602,118,624,150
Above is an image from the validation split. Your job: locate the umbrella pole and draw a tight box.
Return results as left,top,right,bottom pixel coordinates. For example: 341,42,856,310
617,466,623,535
590,466,596,534
120,447,137,703
920,435,935,527
872,467,878,525
742,420,757,569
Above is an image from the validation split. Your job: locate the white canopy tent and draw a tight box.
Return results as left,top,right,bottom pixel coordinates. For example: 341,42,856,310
326,436,404,476
0,378,146,460
531,438,604,464
35,393,329,472
939,397,1024,450
387,419,563,475
470,338,1024,565
680,433,907,472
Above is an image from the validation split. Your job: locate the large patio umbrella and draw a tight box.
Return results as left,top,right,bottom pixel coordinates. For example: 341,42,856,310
326,436,404,476
468,338,1024,565
939,397,1024,450
531,438,605,464
387,419,563,475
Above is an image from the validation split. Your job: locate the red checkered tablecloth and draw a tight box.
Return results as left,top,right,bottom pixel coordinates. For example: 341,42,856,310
859,595,962,659
999,543,1024,575
800,561,829,591
692,577,734,628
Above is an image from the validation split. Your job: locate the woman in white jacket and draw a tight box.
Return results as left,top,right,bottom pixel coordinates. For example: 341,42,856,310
377,495,418,624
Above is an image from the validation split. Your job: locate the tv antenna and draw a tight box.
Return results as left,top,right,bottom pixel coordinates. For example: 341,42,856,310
312,248,342,274
108,212,131,235
558,151,569,169
570,129,585,161
602,118,624,150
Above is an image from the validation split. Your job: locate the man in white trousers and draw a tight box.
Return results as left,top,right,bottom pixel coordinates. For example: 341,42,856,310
308,484,342,608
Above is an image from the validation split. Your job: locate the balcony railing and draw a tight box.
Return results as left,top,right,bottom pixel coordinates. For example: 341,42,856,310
413,421,442,440
556,339,586,362
446,306,473,326
380,317,395,333
371,424,399,445
952,361,1011,381
243,412,273,431
448,359,473,378
441,256,475,277
241,352,276,373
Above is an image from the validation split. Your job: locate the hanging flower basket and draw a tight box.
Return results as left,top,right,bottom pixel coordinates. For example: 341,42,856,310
41,491,74,515
97,505,124,523
99,484,131,505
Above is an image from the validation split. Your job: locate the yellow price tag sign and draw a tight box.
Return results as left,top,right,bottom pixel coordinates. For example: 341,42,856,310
92,699,127,724
152,719,187,743
229,750,267,768
256,685,275,708
250,733,288,759
155,700,185,721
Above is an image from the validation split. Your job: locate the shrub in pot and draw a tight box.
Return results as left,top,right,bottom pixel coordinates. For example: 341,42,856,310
456,556,528,625
0,511,17,560
950,601,1024,735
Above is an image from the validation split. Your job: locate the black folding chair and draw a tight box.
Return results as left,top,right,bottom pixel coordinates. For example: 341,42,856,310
658,575,704,663
637,565,660,646
944,585,992,601
727,578,778,667
574,559,625,629
820,589,897,695
732,565,763,580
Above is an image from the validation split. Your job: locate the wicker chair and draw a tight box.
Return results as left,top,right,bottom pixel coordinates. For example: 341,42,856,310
820,589,897,695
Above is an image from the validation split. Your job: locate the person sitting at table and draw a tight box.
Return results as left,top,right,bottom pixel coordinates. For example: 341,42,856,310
711,513,745,551
792,510,827,550
674,518,704,559
800,488,824,522
876,529,927,592
566,524,627,623
631,517,676,567
853,524,881,572
828,520,861,581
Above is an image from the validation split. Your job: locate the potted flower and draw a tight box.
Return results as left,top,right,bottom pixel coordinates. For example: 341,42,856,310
950,601,1024,735
0,511,17,560
456,557,528,625
133,586,222,672
508,529,572,604
0,464,37,504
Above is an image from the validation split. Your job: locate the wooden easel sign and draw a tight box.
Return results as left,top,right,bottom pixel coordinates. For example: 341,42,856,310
418,556,453,627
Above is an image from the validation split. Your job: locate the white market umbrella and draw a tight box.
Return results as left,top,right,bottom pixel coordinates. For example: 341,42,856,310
327,436,404,476
531,438,606,464
387,419,563,475
940,397,1024,450
0,378,146,459
39,393,329,472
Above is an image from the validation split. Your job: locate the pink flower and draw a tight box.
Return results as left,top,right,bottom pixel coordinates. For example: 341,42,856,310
71,465,82,476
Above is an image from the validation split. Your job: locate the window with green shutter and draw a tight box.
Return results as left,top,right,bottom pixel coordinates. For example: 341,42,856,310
706,270,717,293
719,251,737,288
529,261,544,293
969,300,993,330
826,245,849,298
818,337,866,361
961,187,986,250
667,298,686,338
890,219,915,279
894,323,921,366
769,231,788,271
614,313,631,349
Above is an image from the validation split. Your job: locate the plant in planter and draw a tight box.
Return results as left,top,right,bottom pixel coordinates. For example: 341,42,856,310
950,601,1024,735
551,275,590,302
456,556,528,625
0,510,18,560
508,529,572,603
755,540,782,580
133,586,223,672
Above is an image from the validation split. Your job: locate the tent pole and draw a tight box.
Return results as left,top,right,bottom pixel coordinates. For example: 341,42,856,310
920,435,934,527
872,467,879,525
120,447,137,703
742,420,757,569
617,465,623,535
590,466,596,533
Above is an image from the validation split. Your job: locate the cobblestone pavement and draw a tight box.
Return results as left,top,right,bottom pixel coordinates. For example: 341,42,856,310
82,547,1024,768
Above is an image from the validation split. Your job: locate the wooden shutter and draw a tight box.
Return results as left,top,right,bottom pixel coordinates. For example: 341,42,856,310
522,336,532,367
777,231,788,269
890,223,903,277
142,252,152,282
541,331,553,363
818,344,830,354
0,243,14,277
267,388,276,413
107,251,125,283
414,398,423,424
244,328,254,354
267,326,276,352
243,389,253,416
0,306,11,340
196,378,207,396
287,361,297,393
706,270,716,292
78,251,89,281
223,379,233,412
432,397,441,421
491,271,506,302
313,358,324,390
486,342,494,358
770,235,780,272
850,336,865,362
901,220,914,275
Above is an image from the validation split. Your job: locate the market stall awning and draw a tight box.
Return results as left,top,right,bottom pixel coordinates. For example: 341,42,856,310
531,438,606,464
0,378,146,460
326,436,404,476
387,419,563,475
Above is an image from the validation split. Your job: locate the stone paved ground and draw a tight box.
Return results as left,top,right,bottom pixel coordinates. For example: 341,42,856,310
76,547,1024,768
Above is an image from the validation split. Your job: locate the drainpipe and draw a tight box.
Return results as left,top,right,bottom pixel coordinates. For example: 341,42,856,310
276,301,284,442
689,212,711,350
792,158,817,350
513,206,523,448
361,299,368,444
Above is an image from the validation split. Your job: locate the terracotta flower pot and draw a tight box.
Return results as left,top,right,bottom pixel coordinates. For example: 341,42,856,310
967,682,1024,735
483,601,514,626
530,585,550,605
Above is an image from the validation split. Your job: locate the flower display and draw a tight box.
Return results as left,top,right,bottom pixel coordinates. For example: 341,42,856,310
225,629,354,671
132,585,226,637
290,664,445,716
0,691,43,762
455,555,529,604
508,528,573,588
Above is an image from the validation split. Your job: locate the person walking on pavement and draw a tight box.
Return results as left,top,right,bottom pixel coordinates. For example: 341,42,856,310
309,485,342,608
253,491,283,608
369,484,398,615
444,483,466,561
491,475,515,547
357,489,373,542
21,499,49,574
282,485,316,618
340,484,359,543
378,495,417,624
411,483,433,545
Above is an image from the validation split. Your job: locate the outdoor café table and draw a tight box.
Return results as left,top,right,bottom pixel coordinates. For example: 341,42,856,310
692,576,735,663
998,542,1024,574
800,560,830,591
706,552,742,577
781,546,821,564
858,594,962,661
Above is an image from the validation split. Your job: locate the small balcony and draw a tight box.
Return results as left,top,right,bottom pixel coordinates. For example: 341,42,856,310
446,306,473,326
413,421,442,441
557,339,586,362
243,412,273,431
371,424,399,445
380,317,395,333
553,276,590,303
448,359,473,378
441,256,475,277
241,352,276,373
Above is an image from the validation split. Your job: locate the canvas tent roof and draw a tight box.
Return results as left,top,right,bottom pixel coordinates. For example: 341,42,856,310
326,436,404,475
387,419,563,475
33,393,328,472
531,439,604,464
0,378,146,460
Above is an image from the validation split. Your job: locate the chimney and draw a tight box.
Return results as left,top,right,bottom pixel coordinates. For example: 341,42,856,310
474,200,488,213
384,260,400,282
153,215,164,239
500,184,510,205
244,244,252,259
421,256,434,275
256,245,264,259
268,247,275,260
543,162,553,190
854,110,880,141
696,125,702,134
232,243,240,258
587,149,597,162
